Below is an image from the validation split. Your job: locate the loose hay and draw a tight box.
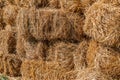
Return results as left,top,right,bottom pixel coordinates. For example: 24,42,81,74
94,45,120,78
17,8,84,41
83,3,120,47
0,30,16,54
3,54,22,77
73,40,89,70
46,42,77,72
76,68,113,80
0,8,4,31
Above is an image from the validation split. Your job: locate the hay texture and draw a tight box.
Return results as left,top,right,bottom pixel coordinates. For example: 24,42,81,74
46,42,77,72
0,30,16,54
101,0,120,5
76,68,112,80
16,0,49,8
86,40,99,67
73,40,89,70
83,3,120,47
21,59,78,80
3,54,22,77
17,8,84,41
94,45,120,78
3,4,18,26
21,59,57,80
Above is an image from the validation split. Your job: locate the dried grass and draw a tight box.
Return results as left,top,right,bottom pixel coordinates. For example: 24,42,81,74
76,68,113,80
73,40,89,70
3,54,22,77
46,42,77,72
0,30,16,54
83,3,120,47
94,45,120,78
17,8,84,41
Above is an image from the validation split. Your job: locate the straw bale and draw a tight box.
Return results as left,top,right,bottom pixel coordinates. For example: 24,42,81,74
3,4,18,26
0,30,16,54
83,3,120,47
46,42,77,72
86,40,99,67
94,45,120,78
21,59,58,80
73,40,89,70
17,8,84,41
76,68,113,80
3,54,22,77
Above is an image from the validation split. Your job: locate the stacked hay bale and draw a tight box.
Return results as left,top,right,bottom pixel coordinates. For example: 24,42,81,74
0,0,120,80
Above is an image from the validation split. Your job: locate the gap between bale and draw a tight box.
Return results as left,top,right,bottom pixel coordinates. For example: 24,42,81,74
3,54,22,77
0,30,16,54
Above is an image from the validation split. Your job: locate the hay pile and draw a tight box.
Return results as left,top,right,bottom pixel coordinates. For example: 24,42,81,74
0,0,120,80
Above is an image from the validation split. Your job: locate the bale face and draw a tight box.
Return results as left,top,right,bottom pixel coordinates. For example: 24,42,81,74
0,30,16,54
76,68,112,80
73,40,89,70
83,3,120,47
3,54,22,77
17,8,84,41
94,46,120,78
21,60,58,80
46,42,77,71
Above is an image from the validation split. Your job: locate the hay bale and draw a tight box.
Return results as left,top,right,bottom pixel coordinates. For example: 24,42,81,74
73,40,89,70
0,30,16,54
86,40,99,67
94,45,120,78
3,4,18,27
21,59,77,80
46,42,77,71
17,8,84,41
21,59,57,80
3,54,22,77
83,3,120,47
76,68,113,80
